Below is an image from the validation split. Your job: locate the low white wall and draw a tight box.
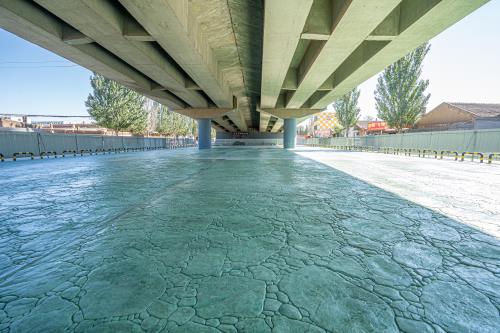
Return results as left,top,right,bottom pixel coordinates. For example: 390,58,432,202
0,131,194,158
299,128,500,153
214,138,282,146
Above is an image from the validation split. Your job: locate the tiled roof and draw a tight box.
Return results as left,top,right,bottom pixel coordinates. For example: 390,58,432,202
448,103,500,118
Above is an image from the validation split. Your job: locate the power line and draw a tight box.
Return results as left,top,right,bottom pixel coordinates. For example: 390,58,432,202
0,113,91,118
0,60,69,64
0,65,78,68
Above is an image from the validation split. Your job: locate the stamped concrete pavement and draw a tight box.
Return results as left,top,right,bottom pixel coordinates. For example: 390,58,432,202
0,148,499,332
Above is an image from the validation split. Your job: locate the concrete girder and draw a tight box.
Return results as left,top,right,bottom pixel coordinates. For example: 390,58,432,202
259,112,271,132
34,0,208,108
223,116,241,132
285,0,401,109
0,0,185,109
235,97,252,132
174,108,233,120
259,108,322,120
119,0,234,109
260,0,313,109
310,0,490,109
211,122,229,133
61,26,93,45
212,116,238,132
265,116,280,132
122,18,155,42
224,108,248,133
270,118,284,133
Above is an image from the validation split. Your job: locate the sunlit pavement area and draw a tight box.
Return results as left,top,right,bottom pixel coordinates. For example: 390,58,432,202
296,148,500,238
0,148,499,333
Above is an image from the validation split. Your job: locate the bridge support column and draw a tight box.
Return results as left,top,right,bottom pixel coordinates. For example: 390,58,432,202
198,118,212,149
283,118,297,149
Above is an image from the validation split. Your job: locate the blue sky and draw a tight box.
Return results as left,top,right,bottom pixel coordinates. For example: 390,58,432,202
0,0,499,120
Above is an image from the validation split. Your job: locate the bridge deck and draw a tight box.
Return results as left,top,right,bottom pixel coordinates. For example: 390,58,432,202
0,148,499,332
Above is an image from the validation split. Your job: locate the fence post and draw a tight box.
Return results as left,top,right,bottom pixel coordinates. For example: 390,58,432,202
472,130,478,153
36,132,42,156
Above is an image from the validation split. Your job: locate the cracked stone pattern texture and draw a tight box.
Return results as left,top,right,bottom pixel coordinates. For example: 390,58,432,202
0,148,499,333
295,149,500,237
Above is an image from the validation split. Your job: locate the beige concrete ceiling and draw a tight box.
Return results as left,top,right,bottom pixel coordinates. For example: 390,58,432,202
0,0,490,133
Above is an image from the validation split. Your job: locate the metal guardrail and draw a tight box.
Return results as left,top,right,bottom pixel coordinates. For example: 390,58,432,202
403,148,421,157
80,149,93,156
440,150,459,161
302,142,500,165
422,149,438,159
62,150,77,157
488,153,500,164
461,152,484,163
13,152,34,161
40,151,57,159
0,138,196,162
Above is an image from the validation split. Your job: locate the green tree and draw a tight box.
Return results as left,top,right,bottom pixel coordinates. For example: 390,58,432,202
85,73,147,135
375,43,430,132
154,102,197,137
334,88,361,137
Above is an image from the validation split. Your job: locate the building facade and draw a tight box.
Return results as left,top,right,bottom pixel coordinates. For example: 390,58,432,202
416,103,500,130
312,111,340,137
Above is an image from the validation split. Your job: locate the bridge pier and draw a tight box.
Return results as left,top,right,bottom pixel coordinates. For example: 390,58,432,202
283,118,297,149
198,118,211,149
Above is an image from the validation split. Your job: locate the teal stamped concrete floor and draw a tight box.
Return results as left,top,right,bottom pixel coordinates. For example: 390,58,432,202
0,148,499,332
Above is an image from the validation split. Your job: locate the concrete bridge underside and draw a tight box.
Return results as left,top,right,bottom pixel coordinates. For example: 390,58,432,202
0,0,489,147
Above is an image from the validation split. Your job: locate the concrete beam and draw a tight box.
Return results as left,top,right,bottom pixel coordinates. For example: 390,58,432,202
265,116,278,132
0,0,185,110
212,117,236,132
282,69,298,90
259,108,322,119
62,26,93,45
211,120,230,133
260,0,313,109
302,0,332,37
270,118,284,133
301,33,330,41
123,18,155,42
235,97,251,132
259,112,271,132
286,0,401,109
222,115,241,132
175,108,234,120
310,0,490,109
35,0,208,108
119,0,234,108
224,108,248,132
185,79,201,91
366,6,400,41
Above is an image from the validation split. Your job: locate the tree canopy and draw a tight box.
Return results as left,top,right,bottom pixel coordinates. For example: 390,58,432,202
375,43,431,132
334,88,361,137
85,73,147,135
143,99,197,137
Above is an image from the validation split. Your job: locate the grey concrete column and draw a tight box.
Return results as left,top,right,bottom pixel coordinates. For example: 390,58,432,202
283,118,297,149
198,118,211,149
